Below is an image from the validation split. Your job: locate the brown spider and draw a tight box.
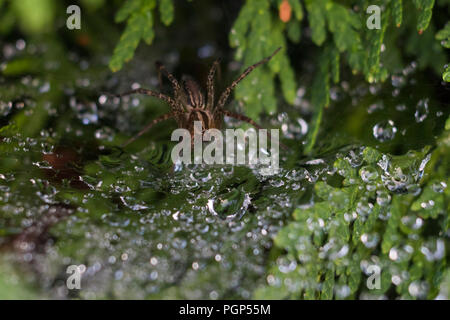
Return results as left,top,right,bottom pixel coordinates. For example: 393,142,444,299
114,47,282,148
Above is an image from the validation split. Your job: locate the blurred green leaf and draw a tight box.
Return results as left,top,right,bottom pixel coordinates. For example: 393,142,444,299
392,0,403,27
11,0,55,35
159,0,174,26
305,0,328,46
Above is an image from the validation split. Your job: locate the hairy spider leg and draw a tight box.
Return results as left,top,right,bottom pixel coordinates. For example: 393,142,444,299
223,110,288,150
206,59,221,110
121,112,176,148
215,47,282,113
112,88,179,112
155,62,187,112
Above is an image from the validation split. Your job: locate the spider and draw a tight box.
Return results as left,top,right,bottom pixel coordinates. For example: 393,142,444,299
113,47,282,148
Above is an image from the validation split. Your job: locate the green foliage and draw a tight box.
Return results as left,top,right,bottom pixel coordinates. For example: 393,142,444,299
0,0,447,301
11,0,55,35
305,0,327,46
105,0,448,147
436,21,450,82
159,0,174,26
109,0,175,72
392,0,403,27
304,45,334,153
414,0,435,32
443,65,450,82
437,21,450,48
229,0,297,119
223,0,447,151
255,118,449,299
0,260,39,299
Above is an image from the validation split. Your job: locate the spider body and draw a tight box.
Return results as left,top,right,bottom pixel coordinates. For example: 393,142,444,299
114,47,281,147
183,108,217,138
183,77,205,109
179,77,218,137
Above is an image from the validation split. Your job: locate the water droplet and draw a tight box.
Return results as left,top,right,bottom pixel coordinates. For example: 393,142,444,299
39,82,50,93
408,281,429,298
420,200,435,210
16,39,26,50
359,166,378,183
376,190,391,206
401,215,423,230
367,102,384,114
420,239,445,261
95,127,114,141
431,181,447,193
415,99,429,123
360,233,379,248
391,75,405,87
0,101,13,116
395,104,406,111
335,285,351,298
207,189,250,220
277,257,297,273
373,120,397,142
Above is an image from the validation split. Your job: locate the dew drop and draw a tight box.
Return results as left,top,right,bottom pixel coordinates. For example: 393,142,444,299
373,120,397,142
415,98,429,123
359,166,379,183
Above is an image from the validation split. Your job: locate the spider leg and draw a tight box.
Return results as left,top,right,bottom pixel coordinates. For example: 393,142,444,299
121,112,176,148
155,61,181,92
110,88,179,112
216,47,281,111
155,62,187,110
206,59,221,110
223,110,288,150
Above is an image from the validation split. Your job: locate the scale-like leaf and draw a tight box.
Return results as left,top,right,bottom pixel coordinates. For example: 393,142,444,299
159,0,174,26
392,0,403,27
109,12,147,72
305,0,328,46
110,0,173,72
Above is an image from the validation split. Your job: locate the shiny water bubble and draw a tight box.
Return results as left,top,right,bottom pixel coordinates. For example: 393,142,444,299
359,166,379,183
373,120,397,142
346,149,364,168
281,117,308,139
431,181,447,193
276,257,297,273
420,239,445,261
376,190,391,206
420,199,435,210
334,285,351,299
360,233,379,248
415,98,429,123
395,104,406,111
356,201,373,219
95,127,114,141
207,189,250,220
389,245,413,262
367,102,384,114
0,101,13,116
391,75,405,87
401,215,423,231
408,281,429,299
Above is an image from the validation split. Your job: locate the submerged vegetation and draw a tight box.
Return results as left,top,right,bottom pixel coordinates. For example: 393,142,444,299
0,0,448,299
